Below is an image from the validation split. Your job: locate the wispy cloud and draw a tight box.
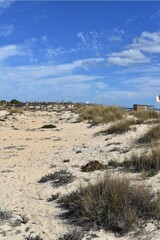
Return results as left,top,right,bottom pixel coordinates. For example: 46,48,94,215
108,28,125,42
0,58,106,101
0,0,14,15
0,23,15,36
77,30,104,52
150,10,160,20
0,57,105,81
45,46,81,59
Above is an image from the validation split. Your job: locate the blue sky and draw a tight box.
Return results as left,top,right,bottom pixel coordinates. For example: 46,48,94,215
0,1,160,107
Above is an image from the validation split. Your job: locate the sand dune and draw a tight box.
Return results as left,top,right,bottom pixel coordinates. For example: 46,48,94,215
0,108,160,240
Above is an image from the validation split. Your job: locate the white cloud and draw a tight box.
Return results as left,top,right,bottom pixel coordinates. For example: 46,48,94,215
0,24,15,36
107,49,150,66
130,31,160,53
107,31,160,66
0,45,24,61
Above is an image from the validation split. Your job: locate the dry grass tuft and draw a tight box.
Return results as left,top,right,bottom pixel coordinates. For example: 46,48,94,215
58,175,160,235
77,105,126,125
123,148,160,176
9,108,23,114
81,160,107,172
99,118,135,135
108,147,160,176
132,110,159,122
138,124,160,144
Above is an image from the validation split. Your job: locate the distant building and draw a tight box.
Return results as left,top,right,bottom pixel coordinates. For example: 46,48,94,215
133,104,154,111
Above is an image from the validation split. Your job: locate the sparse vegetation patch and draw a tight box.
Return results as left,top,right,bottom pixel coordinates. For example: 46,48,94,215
38,169,75,186
58,175,160,235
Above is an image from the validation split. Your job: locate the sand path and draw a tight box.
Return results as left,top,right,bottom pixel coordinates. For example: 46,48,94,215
0,111,104,239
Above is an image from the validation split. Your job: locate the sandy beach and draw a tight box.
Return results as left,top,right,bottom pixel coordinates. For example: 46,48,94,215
0,108,160,240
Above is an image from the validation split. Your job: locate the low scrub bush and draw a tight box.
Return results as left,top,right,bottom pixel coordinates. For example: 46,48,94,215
58,175,160,235
38,169,75,186
81,160,107,172
138,124,160,144
99,118,135,135
78,105,126,125
41,124,56,129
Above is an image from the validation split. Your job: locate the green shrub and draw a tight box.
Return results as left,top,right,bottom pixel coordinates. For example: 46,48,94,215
58,175,160,235
10,99,21,105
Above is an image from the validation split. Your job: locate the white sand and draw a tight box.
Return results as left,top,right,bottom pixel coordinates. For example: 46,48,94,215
0,109,159,240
